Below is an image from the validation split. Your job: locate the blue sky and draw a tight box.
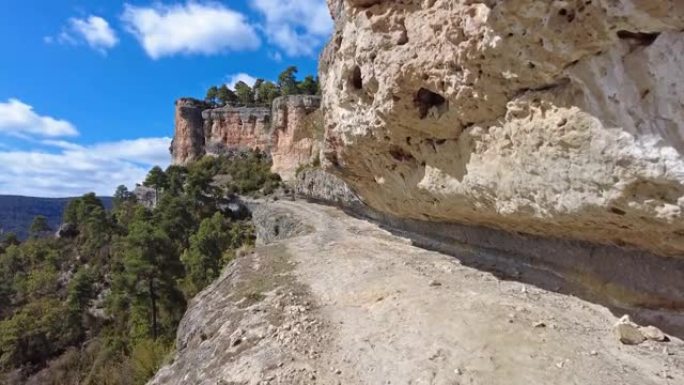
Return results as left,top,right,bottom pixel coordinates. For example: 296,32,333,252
0,0,331,197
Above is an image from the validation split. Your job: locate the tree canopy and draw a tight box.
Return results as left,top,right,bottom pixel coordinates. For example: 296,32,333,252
203,66,319,108
0,150,278,385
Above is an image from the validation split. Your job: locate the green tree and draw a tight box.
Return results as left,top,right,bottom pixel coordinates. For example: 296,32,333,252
298,75,319,95
154,195,196,252
165,165,188,196
66,267,95,314
113,185,134,208
256,80,281,105
63,193,106,226
278,66,299,96
217,84,237,106
120,209,182,340
0,298,70,371
233,81,254,106
143,166,168,203
29,215,52,238
180,212,231,294
0,244,23,315
205,85,219,105
1,233,20,249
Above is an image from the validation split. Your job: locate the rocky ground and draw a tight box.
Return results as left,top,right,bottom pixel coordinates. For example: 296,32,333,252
148,200,684,385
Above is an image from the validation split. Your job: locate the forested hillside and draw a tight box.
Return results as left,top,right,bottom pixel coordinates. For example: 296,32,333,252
0,150,281,385
0,196,113,240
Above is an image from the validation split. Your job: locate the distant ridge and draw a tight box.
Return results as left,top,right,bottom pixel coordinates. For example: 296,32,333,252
0,195,113,240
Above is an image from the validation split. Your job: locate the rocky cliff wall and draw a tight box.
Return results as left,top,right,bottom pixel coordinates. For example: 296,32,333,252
202,106,272,156
321,0,684,256
171,98,209,166
271,95,323,181
294,169,684,331
171,96,322,181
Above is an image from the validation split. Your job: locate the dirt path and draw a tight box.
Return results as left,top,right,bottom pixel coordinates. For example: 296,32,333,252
149,200,683,385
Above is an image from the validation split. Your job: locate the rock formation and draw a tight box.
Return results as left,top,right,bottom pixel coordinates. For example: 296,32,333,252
171,98,209,166
202,106,272,156
320,0,684,256
271,95,323,181
170,96,322,181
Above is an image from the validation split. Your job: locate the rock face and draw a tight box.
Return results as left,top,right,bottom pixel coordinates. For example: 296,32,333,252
321,0,684,256
271,95,323,181
133,185,157,209
202,106,272,157
171,98,209,166
170,96,323,181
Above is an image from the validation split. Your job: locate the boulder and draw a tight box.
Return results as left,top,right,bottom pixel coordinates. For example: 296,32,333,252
614,315,646,345
55,223,78,239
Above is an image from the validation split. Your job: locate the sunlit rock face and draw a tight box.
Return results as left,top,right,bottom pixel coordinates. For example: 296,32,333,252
171,96,323,182
320,0,684,256
271,95,323,182
171,98,209,166
202,106,272,156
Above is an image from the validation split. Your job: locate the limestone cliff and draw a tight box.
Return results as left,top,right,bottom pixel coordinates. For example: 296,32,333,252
271,95,323,181
171,98,209,166
171,101,271,166
171,96,322,181
202,106,272,156
321,0,684,256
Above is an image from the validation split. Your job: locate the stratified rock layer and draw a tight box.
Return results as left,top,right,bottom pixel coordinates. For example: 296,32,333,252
271,95,323,181
202,106,272,156
171,96,322,181
321,0,684,256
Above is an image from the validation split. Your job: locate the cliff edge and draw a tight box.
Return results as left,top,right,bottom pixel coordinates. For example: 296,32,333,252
148,199,684,385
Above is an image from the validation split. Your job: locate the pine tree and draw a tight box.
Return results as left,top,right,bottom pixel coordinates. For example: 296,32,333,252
278,66,299,96
217,84,237,106
143,166,168,203
180,212,231,294
120,208,182,340
256,80,281,105
298,75,319,95
205,85,219,105
233,81,254,106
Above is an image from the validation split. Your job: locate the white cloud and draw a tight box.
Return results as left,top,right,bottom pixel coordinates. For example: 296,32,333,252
48,15,119,53
122,1,261,59
226,73,258,89
251,0,332,56
69,16,119,51
0,99,79,138
0,137,172,197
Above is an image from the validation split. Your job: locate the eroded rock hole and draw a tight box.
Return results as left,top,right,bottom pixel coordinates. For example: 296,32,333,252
610,207,627,216
350,66,363,90
617,30,660,46
414,88,446,119
389,145,415,162
397,30,409,45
